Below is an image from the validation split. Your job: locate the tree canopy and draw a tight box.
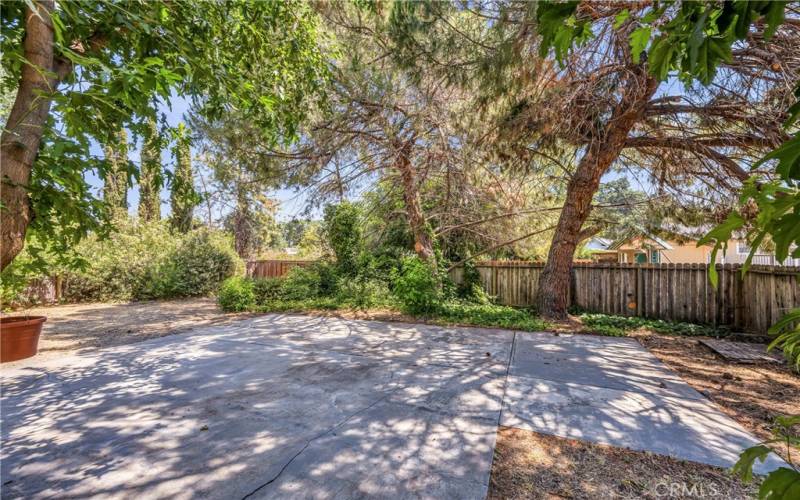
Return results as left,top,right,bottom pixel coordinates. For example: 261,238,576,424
0,0,328,270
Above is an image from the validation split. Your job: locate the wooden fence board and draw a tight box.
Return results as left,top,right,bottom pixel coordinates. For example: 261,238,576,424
246,260,313,279
449,261,800,334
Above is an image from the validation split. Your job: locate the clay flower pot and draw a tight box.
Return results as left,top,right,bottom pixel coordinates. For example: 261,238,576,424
1,316,46,363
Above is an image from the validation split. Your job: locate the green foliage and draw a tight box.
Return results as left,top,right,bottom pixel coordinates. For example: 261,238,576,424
456,261,491,304
280,266,323,301
768,309,800,372
335,276,392,311
322,202,363,275
733,416,800,499
391,256,442,314
138,116,163,222
102,129,130,213
252,278,284,306
217,276,255,312
578,312,728,338
170,123,199,232
166,230,241,297
436,302,549,332
535,1,790,84
62,220,240,302
1,0,329,271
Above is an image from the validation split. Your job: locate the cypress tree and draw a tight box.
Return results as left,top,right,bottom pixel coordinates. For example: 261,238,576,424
103,129,129,214
138,117,162,221
170,123,197,232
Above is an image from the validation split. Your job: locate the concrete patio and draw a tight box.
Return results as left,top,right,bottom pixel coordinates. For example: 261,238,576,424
0,315,784,499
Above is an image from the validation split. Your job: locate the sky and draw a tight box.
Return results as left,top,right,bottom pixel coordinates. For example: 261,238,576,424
91,81,670,226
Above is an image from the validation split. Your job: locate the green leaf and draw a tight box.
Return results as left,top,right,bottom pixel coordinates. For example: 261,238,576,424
732,444,773,483
763,1,786,40
613,9,630,29
759,467,800,500
629,26,651,64
648,36,676,81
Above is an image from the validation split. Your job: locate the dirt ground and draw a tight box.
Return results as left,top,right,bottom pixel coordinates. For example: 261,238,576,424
1,298,249,365
488,427,758,500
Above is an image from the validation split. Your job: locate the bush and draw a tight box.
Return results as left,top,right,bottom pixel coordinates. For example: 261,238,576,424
309,260,340,296
64,220,241,302
167,230,241,297
322,202,363,275
253,277,283,306
280,266,323,301
336,276,393,310
391,256,442,314
217,276,255,312
456,261,491,304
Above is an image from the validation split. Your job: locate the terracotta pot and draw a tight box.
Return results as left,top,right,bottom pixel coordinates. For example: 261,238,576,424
1,316,46,363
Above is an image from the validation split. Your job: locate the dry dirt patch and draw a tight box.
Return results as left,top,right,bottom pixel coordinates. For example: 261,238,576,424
3,298,250,364
489,427,758,500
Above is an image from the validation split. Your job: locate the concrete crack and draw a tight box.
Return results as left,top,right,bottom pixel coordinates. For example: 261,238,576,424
240,388,398,500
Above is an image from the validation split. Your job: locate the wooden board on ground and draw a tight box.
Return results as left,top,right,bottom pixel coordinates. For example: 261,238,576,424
700,339,783,364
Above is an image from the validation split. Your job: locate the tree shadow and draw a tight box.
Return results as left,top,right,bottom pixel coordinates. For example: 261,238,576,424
1,314,512,499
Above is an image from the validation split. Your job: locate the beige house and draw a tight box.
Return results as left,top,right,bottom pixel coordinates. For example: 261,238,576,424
588,231,800,266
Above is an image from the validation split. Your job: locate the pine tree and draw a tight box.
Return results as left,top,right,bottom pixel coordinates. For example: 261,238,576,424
138,117,162,221
170,123,197,232
103,129,129,214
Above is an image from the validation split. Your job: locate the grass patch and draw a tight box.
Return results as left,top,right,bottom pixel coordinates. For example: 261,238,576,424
578,311,729,337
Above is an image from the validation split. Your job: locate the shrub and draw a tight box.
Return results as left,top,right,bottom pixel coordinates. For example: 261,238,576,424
322,202,363,275
336,276,392,310
253,277,283,305
280,266,323,301
309,260,340,296
391,256,442,314
217,276,255,312
456,261,491,304
167,230,241,297
63,220,241,302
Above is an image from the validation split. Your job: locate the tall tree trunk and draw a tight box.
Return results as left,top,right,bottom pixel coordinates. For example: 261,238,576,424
395,140,435,265
233,187,252,260
0,1,57,270
535,68,658,319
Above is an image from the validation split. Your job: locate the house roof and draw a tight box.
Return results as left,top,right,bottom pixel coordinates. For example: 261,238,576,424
608,228,673,251
585,237,612,250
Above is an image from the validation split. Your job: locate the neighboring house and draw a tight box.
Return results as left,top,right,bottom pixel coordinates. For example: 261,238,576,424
585,231,800,266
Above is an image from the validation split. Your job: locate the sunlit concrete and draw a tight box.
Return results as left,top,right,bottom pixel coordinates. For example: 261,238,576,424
1,314,783,499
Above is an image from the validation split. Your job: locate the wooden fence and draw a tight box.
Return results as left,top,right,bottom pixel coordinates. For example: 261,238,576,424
449,261,800,334
246,260,314,279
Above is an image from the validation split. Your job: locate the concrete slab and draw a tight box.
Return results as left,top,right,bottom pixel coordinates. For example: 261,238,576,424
510,332,704,400
503,331,786,474
1,315,786,499
1,316,507,500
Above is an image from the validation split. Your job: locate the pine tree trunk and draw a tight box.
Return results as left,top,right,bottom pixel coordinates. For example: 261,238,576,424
233,188,252,260
535,68,658,319
395,140,435,265
0,1,57,270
